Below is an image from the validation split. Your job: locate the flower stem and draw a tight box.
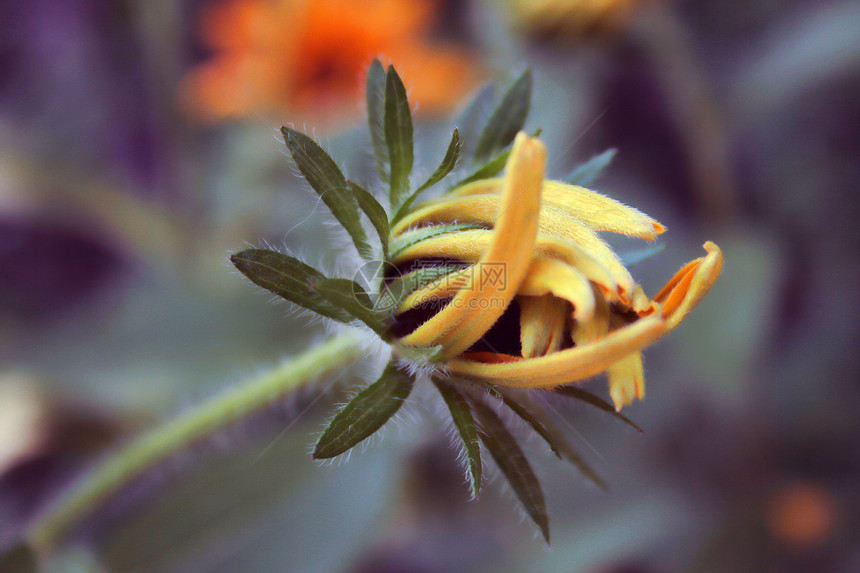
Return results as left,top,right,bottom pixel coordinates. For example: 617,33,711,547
27,332,364,554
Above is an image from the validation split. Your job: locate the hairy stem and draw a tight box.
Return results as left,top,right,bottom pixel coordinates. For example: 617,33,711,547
28,333,365,554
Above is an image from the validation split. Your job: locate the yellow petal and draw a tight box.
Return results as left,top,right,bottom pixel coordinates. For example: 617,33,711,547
540,206,634,294
392,194,635,296
518,257,595,321
442,178,665,240
400,133,546,356
629,284,657,316
391,227,492,263
393,230,623,300
519,295,569,358
606,351,645,411
543,181,666,240
571,283,610,345
654,241,723,330
448,315,665,388
391,195,498,236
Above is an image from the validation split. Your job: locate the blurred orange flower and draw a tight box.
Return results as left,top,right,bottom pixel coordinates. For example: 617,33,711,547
182,0,482,127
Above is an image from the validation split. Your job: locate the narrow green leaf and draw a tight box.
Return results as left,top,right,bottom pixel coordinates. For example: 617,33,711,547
0,544,37,573
280,127,371,259
384,65,414,210
313,361,415,459
231,249,354,323
349,181,390,260
452,128,541,190
469,394,549,544
565,148,617,187
433,379,483,498
553,386,643,433
392,128,461,223
497,388,607,490
366,59,389,181
390,223,489,259
496,389,562,459
473,69,532,163
457,82,496,162
456,147,510,187
312,278,387,335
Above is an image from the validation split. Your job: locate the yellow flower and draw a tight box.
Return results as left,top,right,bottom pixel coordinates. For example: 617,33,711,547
390,132,722,410
230,65,723,540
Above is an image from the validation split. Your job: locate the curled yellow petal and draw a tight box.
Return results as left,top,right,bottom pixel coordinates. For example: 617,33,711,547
400,132,545,356
654,241,723,330
448,315,665,388
520,295,569,358
518,257,595,321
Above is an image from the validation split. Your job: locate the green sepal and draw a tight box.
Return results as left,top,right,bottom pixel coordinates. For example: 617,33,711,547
469,393,550,545
553,386,643,433
390,223,489,259
620,243,665,268
280,127,371,259
366,59,389,181
385,265,467,310
496,388,607,490
391,342,445,364
473,69,532,163
494,388,562,459
313,361,415,459
230,249,354,324
433,379,483,498
384,65,414,211
349,181,390,260
311,278,388,336
456,147,510,187
564,148,617,187
391,128,461,223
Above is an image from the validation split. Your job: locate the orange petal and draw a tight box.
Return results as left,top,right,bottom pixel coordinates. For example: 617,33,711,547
654,241,723,330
